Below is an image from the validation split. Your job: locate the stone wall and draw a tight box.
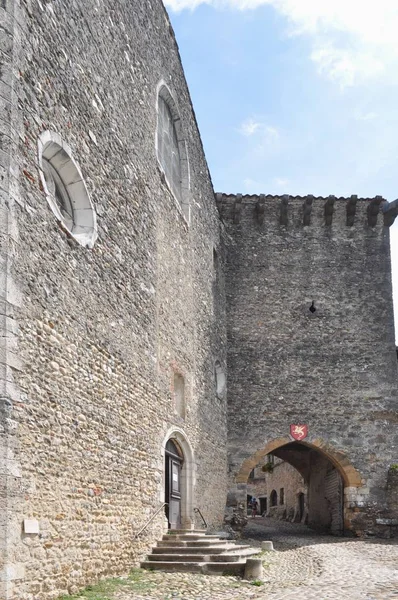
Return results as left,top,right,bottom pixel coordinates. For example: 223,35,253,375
0,2,25,599
221,193,398,535
376,466,398,537
1,1,227,598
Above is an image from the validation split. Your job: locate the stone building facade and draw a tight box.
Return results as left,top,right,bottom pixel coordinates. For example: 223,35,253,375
1,1,227,599
1,1,398,599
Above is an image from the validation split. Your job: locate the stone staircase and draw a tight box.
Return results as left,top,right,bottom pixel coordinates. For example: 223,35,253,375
141,529,259,575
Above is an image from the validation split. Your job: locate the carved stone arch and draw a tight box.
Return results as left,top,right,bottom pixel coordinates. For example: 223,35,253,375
233,436,365,533
235,436,362,488
161,426,196,529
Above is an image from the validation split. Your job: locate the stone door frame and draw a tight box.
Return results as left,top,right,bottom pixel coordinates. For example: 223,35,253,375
161,426,196,529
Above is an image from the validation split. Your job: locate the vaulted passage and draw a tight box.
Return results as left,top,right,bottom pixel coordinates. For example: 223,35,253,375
271,442,344,534
241,441,346,535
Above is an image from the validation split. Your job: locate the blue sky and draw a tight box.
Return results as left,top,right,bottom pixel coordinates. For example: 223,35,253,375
164,0,398,339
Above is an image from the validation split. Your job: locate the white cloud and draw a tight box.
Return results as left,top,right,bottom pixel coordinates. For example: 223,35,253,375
238,118,280,140
237,119,282,164
264,125,279,141
243,177,260,191
239,118,262,136
310,46,385,88
354,111,378,122
238,119,281,159
164,0,398,87
274,177,288,187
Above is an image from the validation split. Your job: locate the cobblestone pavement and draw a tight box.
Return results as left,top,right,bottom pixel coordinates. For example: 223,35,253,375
113,518,398,600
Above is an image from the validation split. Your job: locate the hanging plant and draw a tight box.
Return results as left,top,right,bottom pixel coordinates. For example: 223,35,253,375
261,463,273,473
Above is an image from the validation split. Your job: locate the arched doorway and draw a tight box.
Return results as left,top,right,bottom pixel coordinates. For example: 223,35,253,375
165,439,183,528
259,497,267,515
161,427,195,530
234,437,363,535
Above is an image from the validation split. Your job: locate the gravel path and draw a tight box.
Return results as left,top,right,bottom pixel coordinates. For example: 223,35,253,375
113,518,398,600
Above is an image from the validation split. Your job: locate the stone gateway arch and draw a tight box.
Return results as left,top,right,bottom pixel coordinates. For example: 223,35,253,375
233,436,363,534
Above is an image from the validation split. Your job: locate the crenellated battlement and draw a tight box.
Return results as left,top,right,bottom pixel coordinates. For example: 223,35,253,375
216,193,398,228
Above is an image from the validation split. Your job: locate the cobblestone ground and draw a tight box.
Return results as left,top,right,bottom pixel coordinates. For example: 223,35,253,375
113,518,398,600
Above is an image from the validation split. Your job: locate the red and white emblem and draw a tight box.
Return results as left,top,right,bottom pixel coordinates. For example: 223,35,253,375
290,424,308,441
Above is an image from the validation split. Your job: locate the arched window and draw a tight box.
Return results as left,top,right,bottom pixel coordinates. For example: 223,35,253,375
158,95,182,201
156,83,190,222
166,438,183,459
270,489,278,507
37,131,97,248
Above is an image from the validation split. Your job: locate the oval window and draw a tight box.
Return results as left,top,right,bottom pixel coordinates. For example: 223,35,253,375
38,131,97,248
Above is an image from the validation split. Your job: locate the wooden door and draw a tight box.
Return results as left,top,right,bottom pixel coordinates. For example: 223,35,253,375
325,467,343,535
165,439,183,529
298,492,305,521
259,497,267,514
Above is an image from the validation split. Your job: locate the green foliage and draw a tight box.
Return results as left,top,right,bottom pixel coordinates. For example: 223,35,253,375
251,579,264,586
261,463,273,473
390,464,398,471
252,549,270,567
57,569,155,600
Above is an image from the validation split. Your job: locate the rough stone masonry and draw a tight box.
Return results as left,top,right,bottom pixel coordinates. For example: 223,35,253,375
1,0,227,598
0,1,397,600
220,193,398,536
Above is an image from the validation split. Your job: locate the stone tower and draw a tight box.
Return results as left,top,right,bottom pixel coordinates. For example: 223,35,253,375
220,193,398,535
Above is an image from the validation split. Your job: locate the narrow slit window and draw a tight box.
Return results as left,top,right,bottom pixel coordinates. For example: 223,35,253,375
174,373,185,419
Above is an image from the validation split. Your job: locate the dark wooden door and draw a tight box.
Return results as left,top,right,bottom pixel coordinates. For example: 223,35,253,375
325,468,343,535
259,497,267,514
298,493,305,521
165,440,183,529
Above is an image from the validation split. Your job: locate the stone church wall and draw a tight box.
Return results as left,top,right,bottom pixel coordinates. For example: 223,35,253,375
1,1,227,598
221,193,398,535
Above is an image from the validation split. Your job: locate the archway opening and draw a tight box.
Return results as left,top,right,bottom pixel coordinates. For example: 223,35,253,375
246,452,308,525
243,441,349,534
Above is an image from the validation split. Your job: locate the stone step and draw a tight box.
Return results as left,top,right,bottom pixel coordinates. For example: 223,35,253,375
152,544,253,555
147,553,243,562
140,560,246,575
156,539,230,547
167,529,206,535
162,534,220,541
